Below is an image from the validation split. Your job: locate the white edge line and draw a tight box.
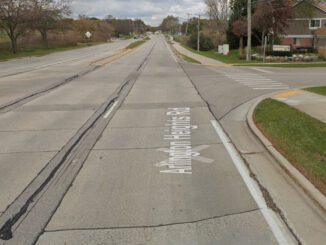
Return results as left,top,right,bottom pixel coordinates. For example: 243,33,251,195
104,101,119,119
251,67,274,74
210,120,294,245
164,38,178,63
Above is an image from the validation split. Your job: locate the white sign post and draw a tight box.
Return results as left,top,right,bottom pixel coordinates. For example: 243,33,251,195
273,45,290,52
223,44,229,56
85,31,92,39
218,45,223,54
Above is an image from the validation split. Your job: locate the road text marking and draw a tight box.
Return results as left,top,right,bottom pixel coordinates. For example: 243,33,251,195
154,108,213,175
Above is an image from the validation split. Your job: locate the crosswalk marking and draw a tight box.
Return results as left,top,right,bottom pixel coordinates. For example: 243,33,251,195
224,73,289,90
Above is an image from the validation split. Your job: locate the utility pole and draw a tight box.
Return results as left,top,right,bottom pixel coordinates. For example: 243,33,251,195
185,13,190,36
197,15,200,52
247,0,252,61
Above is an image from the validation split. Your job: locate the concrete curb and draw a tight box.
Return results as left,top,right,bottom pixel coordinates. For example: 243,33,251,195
247,96,326,212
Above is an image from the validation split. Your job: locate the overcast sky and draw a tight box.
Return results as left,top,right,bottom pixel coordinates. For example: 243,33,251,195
72,0,206,26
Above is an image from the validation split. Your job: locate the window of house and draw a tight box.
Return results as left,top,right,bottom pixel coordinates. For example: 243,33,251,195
294,38,300,46
310,19,321,29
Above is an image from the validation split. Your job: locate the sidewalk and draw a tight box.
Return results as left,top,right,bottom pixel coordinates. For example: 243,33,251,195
273,90,326,123
171,41,230,67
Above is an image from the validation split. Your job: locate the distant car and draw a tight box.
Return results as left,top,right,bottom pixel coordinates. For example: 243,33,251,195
134,36,138,39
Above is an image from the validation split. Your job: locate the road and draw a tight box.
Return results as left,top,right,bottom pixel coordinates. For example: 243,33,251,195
0,35,325,244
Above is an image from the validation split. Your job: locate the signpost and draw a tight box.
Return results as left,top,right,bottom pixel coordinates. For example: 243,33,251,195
263,36,267,63
85,31,92,39
273,45,290,52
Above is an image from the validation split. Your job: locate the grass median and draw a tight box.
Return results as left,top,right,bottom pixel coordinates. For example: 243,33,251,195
126,37,150,50
0,42,106,61
305,86,326,96
254,99,326,195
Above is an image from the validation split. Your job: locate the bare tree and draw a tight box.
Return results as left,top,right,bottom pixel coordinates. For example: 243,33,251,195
31,0,71,49
204,0,230,45
205,0,230,23
0,0,31,53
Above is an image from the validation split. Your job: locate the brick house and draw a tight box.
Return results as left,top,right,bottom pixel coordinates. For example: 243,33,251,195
281,0,326,50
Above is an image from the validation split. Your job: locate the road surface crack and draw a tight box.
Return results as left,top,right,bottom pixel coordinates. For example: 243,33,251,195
45,209,260,233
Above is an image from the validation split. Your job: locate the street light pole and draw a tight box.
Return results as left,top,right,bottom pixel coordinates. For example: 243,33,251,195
247,0,252,61
197,15,200,52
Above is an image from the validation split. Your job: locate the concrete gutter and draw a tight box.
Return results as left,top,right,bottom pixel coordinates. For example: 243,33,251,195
246,95,326,212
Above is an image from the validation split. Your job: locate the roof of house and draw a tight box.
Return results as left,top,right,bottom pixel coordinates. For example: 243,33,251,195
292,0,326,13
315,1,326,12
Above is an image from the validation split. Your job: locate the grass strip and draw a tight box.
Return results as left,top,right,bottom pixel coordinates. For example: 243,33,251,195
180,43,258,64
126,38,149,49
254,99,326,194
181,54,201,64
304,87,326,96
0,42,106,61
181,43,326,67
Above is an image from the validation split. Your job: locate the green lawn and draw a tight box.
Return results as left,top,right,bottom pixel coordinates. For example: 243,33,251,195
0,32,9,42
180,54,201,64
181,42,326,67
255,99,326,194
305,86,326,96
236,63,326,68
0,42,106,61
126,39,149,49
180,43,259,64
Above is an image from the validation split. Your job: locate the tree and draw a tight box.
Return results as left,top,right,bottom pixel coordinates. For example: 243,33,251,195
160,16,179,34
205,0,230,44
232,16,247,56
74,16,97,40
252,0,293,46
226,0,247,48
0,0,31,53
205,0,229,23
30,0,71,49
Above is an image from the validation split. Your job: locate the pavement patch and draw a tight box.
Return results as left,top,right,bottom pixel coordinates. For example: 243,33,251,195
0,152,55,211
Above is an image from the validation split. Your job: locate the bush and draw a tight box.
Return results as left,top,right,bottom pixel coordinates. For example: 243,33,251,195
318,47,326,59
265,51,293,57
296,47,315,54
187,34,213,51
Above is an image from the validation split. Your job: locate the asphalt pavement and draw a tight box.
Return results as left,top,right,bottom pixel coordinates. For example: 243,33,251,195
0,35,325,244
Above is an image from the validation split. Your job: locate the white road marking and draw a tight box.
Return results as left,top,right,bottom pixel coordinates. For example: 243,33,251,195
252,87,289,90
164,38,178,63
210,120,295,245
104,101,119,119
251,67,274,74
225,73,289,90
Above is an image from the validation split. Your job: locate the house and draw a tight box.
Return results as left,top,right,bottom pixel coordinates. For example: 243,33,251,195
281,0,326,50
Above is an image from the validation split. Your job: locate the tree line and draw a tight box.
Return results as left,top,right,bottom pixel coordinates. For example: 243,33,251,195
0,0,150,54
159,0,322,52
0,0,71,53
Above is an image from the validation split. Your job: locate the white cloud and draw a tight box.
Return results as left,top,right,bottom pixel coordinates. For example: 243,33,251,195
71,0,207,26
